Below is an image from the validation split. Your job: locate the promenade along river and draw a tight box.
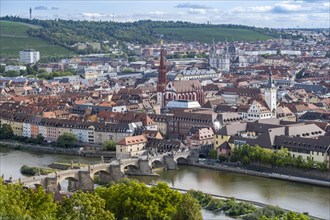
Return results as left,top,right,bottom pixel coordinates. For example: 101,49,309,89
0,148,329,219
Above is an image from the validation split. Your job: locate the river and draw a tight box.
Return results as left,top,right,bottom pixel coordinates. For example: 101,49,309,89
0,148,329,219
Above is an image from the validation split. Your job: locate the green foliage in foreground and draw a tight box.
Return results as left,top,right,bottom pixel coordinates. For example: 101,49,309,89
96,179,201,220
230,145,329,171
57,191,115,220
0,178,202,220
0,180,57,220
188,190,311,220
0,177,312,220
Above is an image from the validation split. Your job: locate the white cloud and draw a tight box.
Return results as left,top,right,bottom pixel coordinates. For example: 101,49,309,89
148,11,166,16
188,8,207,14
272,2,302,13
231,6,272,13
81,13,106,18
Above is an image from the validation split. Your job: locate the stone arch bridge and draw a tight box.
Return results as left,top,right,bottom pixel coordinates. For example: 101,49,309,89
11,152,191,193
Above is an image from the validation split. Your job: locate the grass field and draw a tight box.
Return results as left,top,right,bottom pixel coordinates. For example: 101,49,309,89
155,27,273,43
0,21,75,58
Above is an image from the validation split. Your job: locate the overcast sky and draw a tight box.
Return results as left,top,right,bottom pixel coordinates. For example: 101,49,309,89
1,0,329,28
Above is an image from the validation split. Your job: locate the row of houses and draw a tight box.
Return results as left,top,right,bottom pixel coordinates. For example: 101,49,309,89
0,110,141,144
214,119,330,164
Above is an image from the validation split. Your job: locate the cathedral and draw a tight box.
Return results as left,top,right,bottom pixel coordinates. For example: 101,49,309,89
157,42,204,108
209,42,248,72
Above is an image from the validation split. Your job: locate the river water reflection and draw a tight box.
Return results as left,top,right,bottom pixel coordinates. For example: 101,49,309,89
1,148,329,219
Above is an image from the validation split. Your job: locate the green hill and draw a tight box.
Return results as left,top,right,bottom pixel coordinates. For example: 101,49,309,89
155,27,272,43
0,21,75,58
0,18,278,58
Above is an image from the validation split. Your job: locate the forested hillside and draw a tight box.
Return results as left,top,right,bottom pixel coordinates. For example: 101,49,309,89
0,16,278,56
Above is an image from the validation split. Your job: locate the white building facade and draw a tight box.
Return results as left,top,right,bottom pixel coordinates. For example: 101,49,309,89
19,49,40,64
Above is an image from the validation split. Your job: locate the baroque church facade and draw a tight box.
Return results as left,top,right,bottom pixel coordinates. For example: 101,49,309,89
209,42,248,72
157,42,204,108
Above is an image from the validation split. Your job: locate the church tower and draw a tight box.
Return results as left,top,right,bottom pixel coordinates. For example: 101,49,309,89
157,40,167,108
209,41,218,68
218,42,230,72
264,69,277,117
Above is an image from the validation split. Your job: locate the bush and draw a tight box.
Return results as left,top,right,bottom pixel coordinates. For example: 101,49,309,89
56,133,77,148
102,140,116,151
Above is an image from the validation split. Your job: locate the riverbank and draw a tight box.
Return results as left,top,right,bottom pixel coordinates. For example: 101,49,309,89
185,162,330,188
147,184,324,220
2,149,329,219
0,140,115,158
1,141,329,187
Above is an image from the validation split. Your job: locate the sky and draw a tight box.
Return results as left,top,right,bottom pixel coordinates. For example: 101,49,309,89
1,0,329,28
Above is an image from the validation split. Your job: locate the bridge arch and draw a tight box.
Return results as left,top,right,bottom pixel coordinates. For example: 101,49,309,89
122,164,140,175
91,170,112,185
90,168,110,177
175,157,188,164
57,176,79,192
151,159,163,169
24,183,44,190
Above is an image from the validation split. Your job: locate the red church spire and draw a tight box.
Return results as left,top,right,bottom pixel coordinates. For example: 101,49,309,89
157,39,167,92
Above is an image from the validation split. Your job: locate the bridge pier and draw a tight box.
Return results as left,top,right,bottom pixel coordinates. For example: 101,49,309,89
45,177,58,193
109,164,125,181
68,179,78,192
98,171,113,183
164,156,178,170
77,171,94,191
138,160,153,175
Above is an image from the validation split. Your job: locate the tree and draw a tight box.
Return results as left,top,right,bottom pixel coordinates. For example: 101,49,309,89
174,193,203,220
57,191,114,220
285,211,310,220
96,179,182,219
3,70,19,77
56,132,77,148
0,179,57,219
208,149,217,159
0,124,14,139
26,187,57,219
36,133,45,144
102,140,116,151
